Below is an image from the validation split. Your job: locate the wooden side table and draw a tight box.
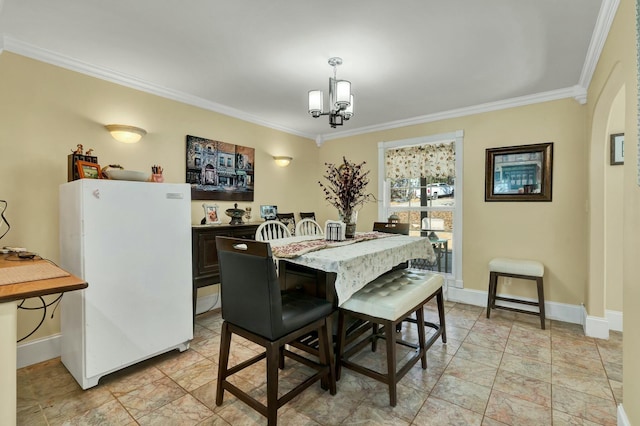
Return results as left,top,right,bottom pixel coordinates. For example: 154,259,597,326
0,255,87,425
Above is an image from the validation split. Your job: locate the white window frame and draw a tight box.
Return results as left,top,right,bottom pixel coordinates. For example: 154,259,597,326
377,130,464,289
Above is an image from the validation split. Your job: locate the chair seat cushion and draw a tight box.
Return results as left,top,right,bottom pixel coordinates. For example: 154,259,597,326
341,269,443,321
489,258,544,277
280,292,333,337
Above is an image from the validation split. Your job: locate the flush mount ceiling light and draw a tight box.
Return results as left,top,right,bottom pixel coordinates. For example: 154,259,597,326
273,156,293,167
308,57,354,128
105,124,147,143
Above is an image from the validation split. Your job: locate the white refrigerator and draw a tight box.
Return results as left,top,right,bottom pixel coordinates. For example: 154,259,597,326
59,179,193,389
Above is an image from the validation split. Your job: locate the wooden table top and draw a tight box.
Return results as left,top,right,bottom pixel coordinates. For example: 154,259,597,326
0,255,87,303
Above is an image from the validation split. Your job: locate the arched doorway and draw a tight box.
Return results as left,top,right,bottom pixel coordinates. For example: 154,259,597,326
587,62,625,337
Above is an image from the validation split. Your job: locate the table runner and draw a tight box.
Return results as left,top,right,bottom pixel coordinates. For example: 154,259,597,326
271,231,392,259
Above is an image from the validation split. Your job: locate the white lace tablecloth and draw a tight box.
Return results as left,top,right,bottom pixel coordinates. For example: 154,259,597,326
270,234,436,306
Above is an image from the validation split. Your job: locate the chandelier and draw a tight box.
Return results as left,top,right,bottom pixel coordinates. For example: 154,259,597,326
308,57,354,128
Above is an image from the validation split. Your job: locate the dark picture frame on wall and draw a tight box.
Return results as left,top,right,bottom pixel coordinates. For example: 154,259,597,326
185,135,255,201
485,142,553,202
610,133,624,165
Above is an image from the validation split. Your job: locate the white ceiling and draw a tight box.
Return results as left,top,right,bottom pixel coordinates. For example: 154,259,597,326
0,0,611,142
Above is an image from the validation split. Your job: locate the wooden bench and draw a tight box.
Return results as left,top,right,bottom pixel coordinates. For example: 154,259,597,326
486,257,546,329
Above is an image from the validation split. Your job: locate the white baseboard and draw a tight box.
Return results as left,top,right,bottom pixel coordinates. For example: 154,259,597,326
607,309,623,332
17,333,61,369
618,404,630,426
195,291,221,315
447,287,584,325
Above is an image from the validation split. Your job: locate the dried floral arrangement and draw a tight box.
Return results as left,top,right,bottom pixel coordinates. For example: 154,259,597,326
319,157,376,222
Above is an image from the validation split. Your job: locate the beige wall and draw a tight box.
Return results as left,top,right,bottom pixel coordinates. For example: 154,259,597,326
0,52,320,341
2,1,638,418
320,100,588,305
586,0,637,421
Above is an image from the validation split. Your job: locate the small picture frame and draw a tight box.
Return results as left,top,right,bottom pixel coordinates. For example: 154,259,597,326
610,133,624,165
76,160,101,179
202,203,221,224
260,205,277,220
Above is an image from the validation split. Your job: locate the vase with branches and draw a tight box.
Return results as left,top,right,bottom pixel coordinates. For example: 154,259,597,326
319,157,375,237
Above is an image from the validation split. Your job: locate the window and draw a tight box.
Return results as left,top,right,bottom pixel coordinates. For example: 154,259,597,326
378,131,463,288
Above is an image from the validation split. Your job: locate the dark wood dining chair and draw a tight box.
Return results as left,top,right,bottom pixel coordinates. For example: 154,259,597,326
299,212,316,220
373,221,410,235
276,212,296,235
215,237,336,426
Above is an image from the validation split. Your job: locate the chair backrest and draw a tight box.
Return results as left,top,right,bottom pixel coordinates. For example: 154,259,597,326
276,212,296,235
215,237,285,339
255,220,292,241
296,218,324,236
373,221,410,235
299,212,316,220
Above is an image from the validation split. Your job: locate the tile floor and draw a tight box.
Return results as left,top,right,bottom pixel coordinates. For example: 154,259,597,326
17,301,622,425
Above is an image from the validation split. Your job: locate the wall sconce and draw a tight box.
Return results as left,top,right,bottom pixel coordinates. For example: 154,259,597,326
105,124,147,143
273,156,292,167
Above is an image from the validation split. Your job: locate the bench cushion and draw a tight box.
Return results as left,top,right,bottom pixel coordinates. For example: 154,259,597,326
341,269,443,321
489,258,544,277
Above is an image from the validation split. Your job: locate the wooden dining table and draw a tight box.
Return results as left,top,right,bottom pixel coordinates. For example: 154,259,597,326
269,232,437,374
270,232,436,307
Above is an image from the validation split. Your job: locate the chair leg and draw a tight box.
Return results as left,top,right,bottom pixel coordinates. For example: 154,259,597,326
372,323,379,352
216,321,232,406
266,341,280,426
437,289,447,343
336,310,347,381
415,307,427,369
537,277,546,330
487,271,497,318
318,320,337,395
385,319,398,407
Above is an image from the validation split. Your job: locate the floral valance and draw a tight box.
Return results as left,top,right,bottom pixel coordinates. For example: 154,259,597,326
384,142,455,179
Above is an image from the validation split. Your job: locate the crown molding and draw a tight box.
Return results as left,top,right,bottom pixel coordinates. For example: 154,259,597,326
2,36,315,140
316,85,588,144
578,0,620,90
4,0,612,148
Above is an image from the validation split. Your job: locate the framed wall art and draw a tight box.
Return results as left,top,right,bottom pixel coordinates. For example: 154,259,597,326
185,135,255,201
485,142,553,202
76,160,101,179
610,133,624,165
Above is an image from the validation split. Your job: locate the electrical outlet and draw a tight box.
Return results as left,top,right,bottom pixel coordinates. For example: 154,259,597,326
504,277,512,286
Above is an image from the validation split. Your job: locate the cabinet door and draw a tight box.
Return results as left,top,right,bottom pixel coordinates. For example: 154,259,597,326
194,229,229,282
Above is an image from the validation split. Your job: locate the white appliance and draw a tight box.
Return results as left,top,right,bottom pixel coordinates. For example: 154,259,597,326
59,179,193,389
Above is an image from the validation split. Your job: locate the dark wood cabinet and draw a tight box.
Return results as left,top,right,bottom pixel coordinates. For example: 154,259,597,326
191,223,259,322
